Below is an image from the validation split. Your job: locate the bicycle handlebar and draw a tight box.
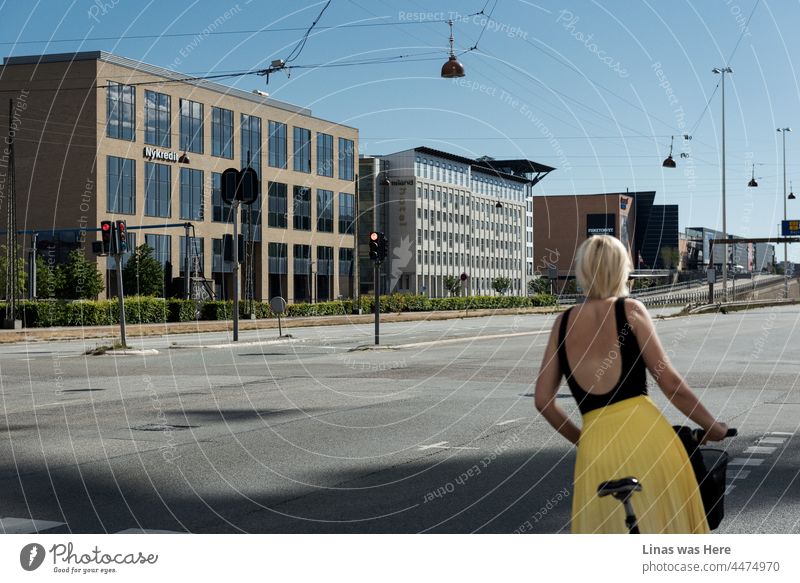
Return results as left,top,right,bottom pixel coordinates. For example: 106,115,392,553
691,427,737,444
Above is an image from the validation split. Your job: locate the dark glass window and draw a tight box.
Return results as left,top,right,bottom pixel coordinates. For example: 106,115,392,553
317,132,333,177
144,234,171,268
267,181,288,228
338,137,354,180
268,120,287,168
241,114,262,176
106,82,135,141
293,185,311,231
107,156,135,214
316,189,333,232
180,167,204,220
144,90,170,147
144,162,171,217
179,99,204,154
293,126,311,173
179,236,204,275
294,244,311,275
338,248,353,276
338,192,354,234
211,106,234,158
211,172,234,223
268,242,287,274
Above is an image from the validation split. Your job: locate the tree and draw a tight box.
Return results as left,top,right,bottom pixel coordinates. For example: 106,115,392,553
122,244,165,296
491,276,511,295
55,250,104,299
0,244,26,298
35,255,57,298
443,274,462,296
527,277,550,295
660,246,680,270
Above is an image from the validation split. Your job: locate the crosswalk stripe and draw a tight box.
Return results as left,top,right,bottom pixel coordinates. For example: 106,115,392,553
768,431,793,436
0,517,65,534
757,437,787,445
729,458,764,467
744,446,777,455
729,469,751,480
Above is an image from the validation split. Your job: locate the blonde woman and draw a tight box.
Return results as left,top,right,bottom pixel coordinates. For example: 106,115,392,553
534,235,728,533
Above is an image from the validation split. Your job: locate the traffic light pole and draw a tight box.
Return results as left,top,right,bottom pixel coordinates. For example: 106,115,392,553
232,200,240,342
374,261,380,345
115,251,127,348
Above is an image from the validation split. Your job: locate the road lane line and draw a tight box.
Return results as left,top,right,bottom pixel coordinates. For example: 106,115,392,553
743,446,777,455
418,441,449,450
395,330,548,349
730,470,751,480
496,418,525,426
729,458,764,467
757,437,786,445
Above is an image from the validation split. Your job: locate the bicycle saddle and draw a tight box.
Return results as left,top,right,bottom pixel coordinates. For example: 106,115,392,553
597,477,642,498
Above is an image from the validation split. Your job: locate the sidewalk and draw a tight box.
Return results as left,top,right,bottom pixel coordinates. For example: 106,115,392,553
0,305,562,344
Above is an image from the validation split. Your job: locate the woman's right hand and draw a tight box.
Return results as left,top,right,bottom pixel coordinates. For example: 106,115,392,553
703,421,729,443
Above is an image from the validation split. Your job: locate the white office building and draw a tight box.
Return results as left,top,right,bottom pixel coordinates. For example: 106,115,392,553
360,147,552,297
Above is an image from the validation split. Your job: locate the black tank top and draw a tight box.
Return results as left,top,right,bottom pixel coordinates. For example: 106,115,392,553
557,297,648,415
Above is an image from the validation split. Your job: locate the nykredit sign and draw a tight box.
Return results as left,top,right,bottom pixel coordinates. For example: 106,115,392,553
143,147,179,162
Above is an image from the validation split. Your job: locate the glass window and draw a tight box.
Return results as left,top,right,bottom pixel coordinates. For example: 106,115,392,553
241,114,262,174
179,236,204,275
293,127,311,173
144,90,170,147
294,244,311,274
317,246,333,275
268,181,288,228
180,99,203,154
107,156,135,214
338,137,354,180
106,82,135,141
211,107,233,158
268,121,287,168
268,242,287,274
180,167,203,221
317,189,333,232
211,172,234,223
144,162,171,218
339,248,353,276
338,192,354,234
293,185,311,230
144,234,171,267
317,132,333,177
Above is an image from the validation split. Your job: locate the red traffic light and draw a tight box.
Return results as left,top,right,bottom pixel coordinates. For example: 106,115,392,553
102,223,111,231
370,232,379,241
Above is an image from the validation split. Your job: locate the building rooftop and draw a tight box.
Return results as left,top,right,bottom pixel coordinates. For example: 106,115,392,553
2,50,318,118
412,146,552,185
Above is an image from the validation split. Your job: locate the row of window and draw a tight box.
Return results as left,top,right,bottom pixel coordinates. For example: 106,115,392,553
107,84,355,180
415,228,522,252
264,243,352,275
415,186,523,223
416,249,522,270
107,156,355,234
413,155,526,202
414,207,522,236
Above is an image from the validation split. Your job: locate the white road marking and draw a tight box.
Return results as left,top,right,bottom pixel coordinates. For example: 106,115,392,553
724,485,736,495
768,431,793,436
757,437,786,445
729,458,764,467
730,470,751,480
417,441,479,451
496,418,525,426
0,517,65,534
395,330,548,349
744,446,777,455
115,528,185,534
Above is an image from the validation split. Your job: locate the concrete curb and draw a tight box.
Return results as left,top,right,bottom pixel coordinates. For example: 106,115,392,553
0,306,563,345
175,337,303,350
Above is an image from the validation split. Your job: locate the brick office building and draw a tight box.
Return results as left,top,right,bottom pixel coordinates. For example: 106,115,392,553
0,51,358,302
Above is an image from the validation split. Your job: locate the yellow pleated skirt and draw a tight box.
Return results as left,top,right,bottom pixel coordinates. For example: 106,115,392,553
571,395,709,534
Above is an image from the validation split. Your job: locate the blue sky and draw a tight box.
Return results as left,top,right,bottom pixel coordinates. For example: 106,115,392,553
2,0,800,259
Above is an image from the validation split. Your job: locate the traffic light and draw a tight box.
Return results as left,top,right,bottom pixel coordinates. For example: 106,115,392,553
378,233,389,262
100,220,113,255
369,231,381,262
115,220,128,253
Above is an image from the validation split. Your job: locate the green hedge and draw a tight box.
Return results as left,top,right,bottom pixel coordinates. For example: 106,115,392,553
0,293,555,328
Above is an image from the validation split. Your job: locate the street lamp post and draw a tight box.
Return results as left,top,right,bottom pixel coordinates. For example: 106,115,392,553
778,127,791,297
713,67,733,301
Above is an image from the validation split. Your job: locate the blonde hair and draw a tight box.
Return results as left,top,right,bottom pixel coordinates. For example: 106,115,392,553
575,235,632,299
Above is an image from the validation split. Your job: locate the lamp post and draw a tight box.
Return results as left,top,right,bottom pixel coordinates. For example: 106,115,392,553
713,67,733,301
778,127,791,297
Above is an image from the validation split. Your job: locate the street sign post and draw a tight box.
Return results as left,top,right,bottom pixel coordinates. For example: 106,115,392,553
781,220,800,236
270,296,287,337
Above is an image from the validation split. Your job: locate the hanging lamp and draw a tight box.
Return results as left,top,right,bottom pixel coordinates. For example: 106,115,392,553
662,136,676,168
441,20,465,78
748,164,758,187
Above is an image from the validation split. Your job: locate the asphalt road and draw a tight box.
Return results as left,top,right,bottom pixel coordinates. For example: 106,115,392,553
0,306,798,533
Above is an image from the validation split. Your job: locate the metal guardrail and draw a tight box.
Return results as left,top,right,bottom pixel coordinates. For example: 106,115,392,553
555,275,786,307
